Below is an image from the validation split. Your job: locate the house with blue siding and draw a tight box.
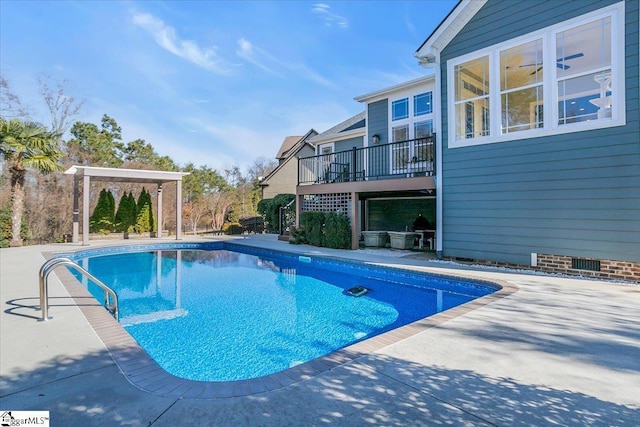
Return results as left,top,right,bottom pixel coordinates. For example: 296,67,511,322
415,0,639,280
296,76,437,249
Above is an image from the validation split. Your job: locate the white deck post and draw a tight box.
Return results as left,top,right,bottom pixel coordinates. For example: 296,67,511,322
351,191,359,250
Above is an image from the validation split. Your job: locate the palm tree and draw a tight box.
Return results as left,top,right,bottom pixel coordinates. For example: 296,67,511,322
0,118,62,246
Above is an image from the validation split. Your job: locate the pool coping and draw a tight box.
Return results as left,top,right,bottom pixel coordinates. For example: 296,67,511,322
42,244,518,400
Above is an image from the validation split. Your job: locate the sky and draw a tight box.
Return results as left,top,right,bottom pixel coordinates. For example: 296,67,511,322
0,0,457,172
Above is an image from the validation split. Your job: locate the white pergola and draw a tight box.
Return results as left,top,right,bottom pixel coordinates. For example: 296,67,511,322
64,166,190,245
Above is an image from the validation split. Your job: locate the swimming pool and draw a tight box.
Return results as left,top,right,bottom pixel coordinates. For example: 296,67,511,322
61,242,498,382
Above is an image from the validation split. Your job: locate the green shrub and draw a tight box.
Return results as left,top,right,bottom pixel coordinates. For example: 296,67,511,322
133,203,151,233
0,203,29,247
115,192,136,232
223,222,242,235
300,211,325,247
134,188,155,233
289,226,306,244
90,189,115,233
294,211,351,249
324,212,351,249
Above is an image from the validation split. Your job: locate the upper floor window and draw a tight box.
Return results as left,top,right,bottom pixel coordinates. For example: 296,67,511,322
557,16,612,124
414,92,433,116
391,98,409,121
448,2,624,148
454,56,490,139
500,39,544,133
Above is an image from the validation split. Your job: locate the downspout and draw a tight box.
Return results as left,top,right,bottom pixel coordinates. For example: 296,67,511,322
417,51,443,259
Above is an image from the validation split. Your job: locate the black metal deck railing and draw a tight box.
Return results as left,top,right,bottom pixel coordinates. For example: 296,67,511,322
298,135,435,185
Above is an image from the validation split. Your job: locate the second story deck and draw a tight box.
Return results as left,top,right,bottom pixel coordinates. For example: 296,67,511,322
298,136,436,186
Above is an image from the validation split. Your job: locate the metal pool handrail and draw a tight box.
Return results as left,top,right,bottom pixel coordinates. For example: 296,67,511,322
38,257,119,322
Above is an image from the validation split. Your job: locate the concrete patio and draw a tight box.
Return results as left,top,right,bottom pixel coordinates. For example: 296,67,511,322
1,235,638,426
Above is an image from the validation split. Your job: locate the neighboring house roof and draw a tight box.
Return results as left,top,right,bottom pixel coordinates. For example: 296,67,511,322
274,128,318,160
354,75,435,104
276,136,303,160
261,129,318,186
307,112,366,145
414,0,487,63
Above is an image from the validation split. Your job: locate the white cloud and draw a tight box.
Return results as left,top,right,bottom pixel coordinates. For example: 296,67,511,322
290,63,335,88
311,3,349,28
131,12,230,74
236,38,335,88
236,38,282,76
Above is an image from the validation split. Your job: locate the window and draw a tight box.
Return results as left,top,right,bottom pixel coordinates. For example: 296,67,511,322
500,39,544,133
392,125,409,170
391,98,409,121
389,87,435,172
557,17,612,124
414,92,433,116
414,121,434,161
448,2,624,147
454,56,490,140
414,120,433,139
316,144,335,182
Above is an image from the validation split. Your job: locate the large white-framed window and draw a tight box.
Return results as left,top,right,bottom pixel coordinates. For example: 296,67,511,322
447,1,625,148
454,56,490,139
500,38,544,133
389,91,435,172
557,16,612,124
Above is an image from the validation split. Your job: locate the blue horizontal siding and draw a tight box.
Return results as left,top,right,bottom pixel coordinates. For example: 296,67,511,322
439,0,640,265
368,100,388,145
334,136,363,152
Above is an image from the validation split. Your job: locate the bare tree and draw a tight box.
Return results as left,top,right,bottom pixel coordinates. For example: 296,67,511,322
37,74,84,146
205,191,234,230
183,199,208,234
0,75,31,119
1,74,83,145
248,156,278,182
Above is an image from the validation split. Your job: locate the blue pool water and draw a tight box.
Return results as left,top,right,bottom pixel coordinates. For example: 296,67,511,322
64,243,497,381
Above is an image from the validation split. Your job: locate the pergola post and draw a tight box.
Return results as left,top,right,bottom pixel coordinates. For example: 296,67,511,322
157,184,163,238
176,180,182,240
72,177,80,243
82,175,90,246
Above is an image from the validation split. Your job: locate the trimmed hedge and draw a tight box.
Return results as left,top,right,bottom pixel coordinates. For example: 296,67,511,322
324,212,351,249
290,211,351,249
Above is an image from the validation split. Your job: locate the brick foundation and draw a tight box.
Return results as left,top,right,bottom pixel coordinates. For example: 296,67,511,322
536,254,640,282
447,254,640,282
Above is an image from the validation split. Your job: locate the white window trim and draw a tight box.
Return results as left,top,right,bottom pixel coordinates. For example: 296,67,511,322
447,1,626,149
389,89,435,141
316,142,335,155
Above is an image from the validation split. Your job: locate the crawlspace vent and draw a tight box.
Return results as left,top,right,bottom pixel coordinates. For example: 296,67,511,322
571,258,601,271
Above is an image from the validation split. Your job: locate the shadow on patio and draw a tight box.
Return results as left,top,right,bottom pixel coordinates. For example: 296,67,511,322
1,347,638,426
